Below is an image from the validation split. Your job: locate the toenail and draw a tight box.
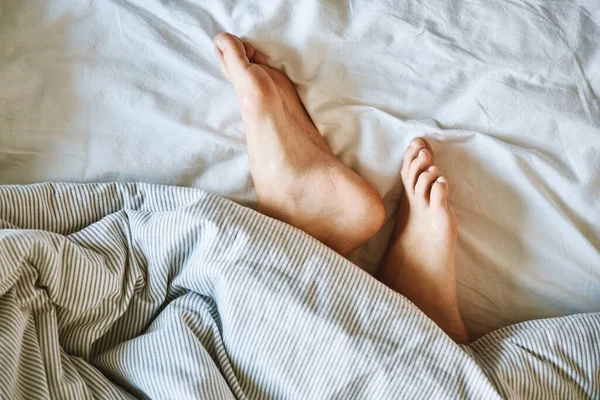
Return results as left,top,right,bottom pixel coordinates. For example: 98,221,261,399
437,177,446,183
428,166,436,172
216,39,224,51
411,139,423,148
419,149,427,157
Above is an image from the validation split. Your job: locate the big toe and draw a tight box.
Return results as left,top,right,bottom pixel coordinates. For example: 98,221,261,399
430,177,449,206
214,33,275,109
214,33,249,80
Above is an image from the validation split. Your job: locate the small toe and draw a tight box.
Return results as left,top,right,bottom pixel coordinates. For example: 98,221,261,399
242,40,269,65
401,138,427,179
406,149,433,192
242,40,256,61
251,50,269,65
421,138,435,164
430,176,449,206
415,165,440,201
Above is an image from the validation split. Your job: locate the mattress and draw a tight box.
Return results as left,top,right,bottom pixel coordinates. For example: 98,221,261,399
1,0,599,338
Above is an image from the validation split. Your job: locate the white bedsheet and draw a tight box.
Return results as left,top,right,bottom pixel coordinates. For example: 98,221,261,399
1,0,599,338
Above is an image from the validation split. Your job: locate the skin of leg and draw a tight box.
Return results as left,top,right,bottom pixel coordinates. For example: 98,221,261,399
215,33,467,342
379,138,469,344
213,33,385,256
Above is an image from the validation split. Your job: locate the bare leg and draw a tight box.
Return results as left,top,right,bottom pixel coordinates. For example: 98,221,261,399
213,33,385,255
378,138,469,344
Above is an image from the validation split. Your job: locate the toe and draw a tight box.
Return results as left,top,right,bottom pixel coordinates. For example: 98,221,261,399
215,33,272,100
415,165,440,202
214,41,229,79
401,138,427,180
406,149,433,192
214,33,276,108
242,40,269,65
421,138,435,164
214,33,249,76
251,50,269,65
430,176,449,206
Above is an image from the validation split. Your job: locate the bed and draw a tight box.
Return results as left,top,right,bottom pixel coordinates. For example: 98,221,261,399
1,0,599,398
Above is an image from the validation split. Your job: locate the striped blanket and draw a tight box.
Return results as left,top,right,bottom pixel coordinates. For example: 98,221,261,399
0,183,598,399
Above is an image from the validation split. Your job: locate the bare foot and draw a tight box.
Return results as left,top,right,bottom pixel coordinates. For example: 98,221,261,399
213,33,385,255
378,138,469,344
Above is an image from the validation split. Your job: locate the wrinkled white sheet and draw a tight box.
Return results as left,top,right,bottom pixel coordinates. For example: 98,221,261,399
0,0,599,338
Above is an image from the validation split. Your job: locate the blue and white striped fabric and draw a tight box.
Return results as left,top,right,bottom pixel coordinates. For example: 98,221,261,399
0,183,598,399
